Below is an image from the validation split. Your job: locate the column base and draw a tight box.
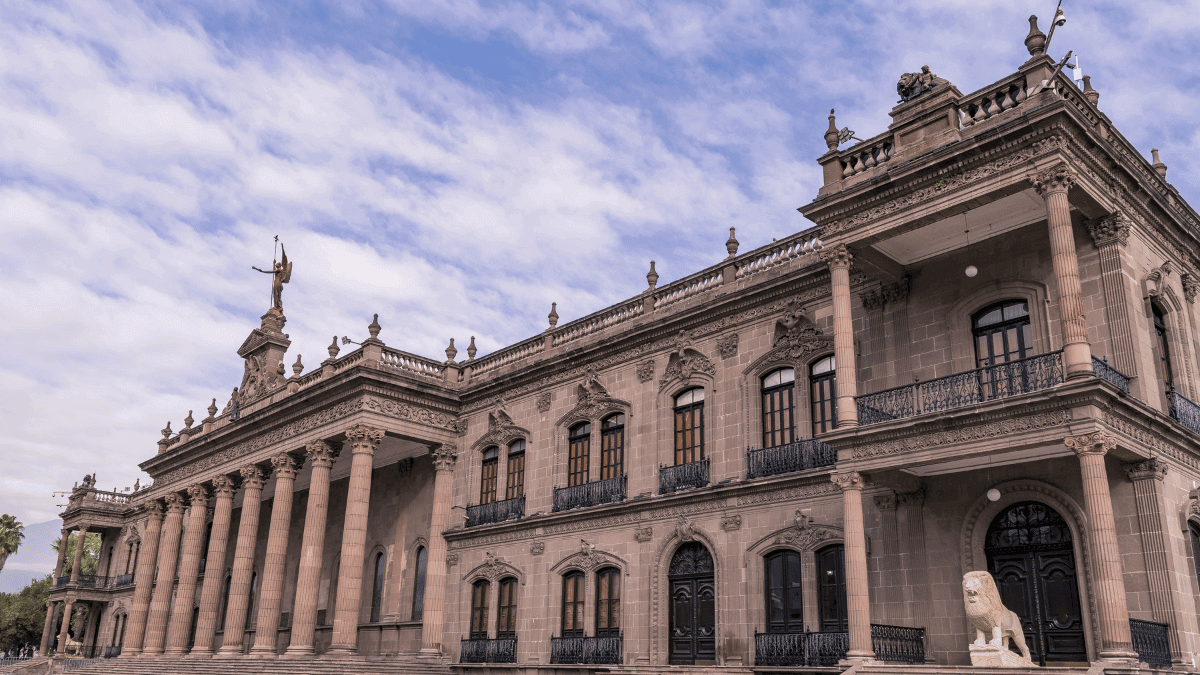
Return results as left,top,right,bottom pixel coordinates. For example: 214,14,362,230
247,648,279,659
323,647,359,659
839,654,875,667
183,650,214,659
213,647,245,658
281,647,315,659
417,647,444,660
162,648,188,656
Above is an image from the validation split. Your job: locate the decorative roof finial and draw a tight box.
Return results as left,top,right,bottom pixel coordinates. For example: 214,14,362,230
646,261,659,290
445,338,458,363
292,354,304,376
548,302,559,329
1152,148,1168,179
1025,15,1046,57
824,109,840,150
161,421,172,439
1082,74,1099,106
368,314,381,340
183,411,194,430
467,336,477,361
327,336,340,359
726,227,739,259
206,398,218,422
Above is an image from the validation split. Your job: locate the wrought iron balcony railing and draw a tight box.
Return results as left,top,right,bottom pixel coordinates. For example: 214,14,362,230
1169,389,1200,437
856,351,1064,425
550,635,623,664
75,574,100,588
754,625,925,667
659,458,709,494
111,573,134,589
553,476,626,512
870,624,925,664
1129,618,1170,668
1092,356,1130,394
55,576,70,588
746,439,836,479
465,495,525,528
460,637,517,663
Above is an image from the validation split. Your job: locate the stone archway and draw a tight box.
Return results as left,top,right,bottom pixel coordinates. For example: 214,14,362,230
667,542,716,665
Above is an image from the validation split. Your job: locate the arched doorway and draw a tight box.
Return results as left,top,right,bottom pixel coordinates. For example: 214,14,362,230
668,542,716,664
985,502,1086,665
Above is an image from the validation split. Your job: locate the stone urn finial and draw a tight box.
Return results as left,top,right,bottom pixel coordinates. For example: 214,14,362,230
1152,148,1168,179
824,108,840,150
467,336,477,361
327,335,340,359
1025,15,1046,56
292,354,304,376
183,410,194,430
548,302,559,329
726,227,739,259
206,398,218,422
646,261,659,290
1082,74,1099,106
368,313,381,340
161,421,172,439
446,338,458,363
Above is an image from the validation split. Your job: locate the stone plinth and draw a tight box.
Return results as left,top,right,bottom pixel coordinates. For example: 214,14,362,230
969,642,1033,667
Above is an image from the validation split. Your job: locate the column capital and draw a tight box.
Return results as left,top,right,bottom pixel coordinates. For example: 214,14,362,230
432,443,458,472
897,489,925,507
1086,213,1131,248
239,465,268,490
163,492,187,514
186,484,210,508
1123,457,1167,482
873,492,897,510
211,474,237,499
346,424,384,454
1064,431,1115,457
306,440,340,468
832,471,865,492
271,451,302,479
819,243,853,269
142,500,164,520
1030,163,1077,196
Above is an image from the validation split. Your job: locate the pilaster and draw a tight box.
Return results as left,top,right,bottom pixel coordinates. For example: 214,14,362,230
1086,214,1136,376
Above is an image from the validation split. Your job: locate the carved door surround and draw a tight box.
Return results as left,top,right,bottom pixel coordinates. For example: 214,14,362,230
650,522,721,666
746,514,844,636
553,374,632,488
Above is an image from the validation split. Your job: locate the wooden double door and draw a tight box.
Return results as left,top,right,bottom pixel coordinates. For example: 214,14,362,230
669,542,716,664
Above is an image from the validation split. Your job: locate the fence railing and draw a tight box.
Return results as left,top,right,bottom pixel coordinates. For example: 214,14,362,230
746,440,836,479
465,495,525,528
754,625,925,667
1092,356,1130,394
380,346,444,381
871,624,925,664
550,635,623,664
74,575,100,588
553,475,626,512
460,637,517,664
1169,389,1200,437
55,577,71,588
659,458,709,494
857,351,1064,425
1129,618,1171,668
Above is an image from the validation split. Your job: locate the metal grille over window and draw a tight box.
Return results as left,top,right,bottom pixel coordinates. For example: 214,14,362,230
506,440,525,500
673,388,705,465
762,368,796,448
810,356,837,435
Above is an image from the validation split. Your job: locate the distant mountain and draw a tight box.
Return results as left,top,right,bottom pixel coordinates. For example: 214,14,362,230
0,569,47,594
2,519,62,579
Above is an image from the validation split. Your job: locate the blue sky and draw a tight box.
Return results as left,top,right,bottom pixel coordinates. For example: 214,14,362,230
2,0,1199,532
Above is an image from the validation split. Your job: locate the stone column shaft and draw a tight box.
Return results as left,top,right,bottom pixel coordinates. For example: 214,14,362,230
191,475,237,656
328,425,383,655
420,444,458,657
1065,433,1136,661
285,441,339,657
69,527,88,584
217,465,267,656
1087,215,1136,376
122,503,164,657
822,244,859,426
1124,459,1185,663
40,601,57,654
250,453,302,656
165,485,210,654
1033,165,1093,378
896,490,934,661
873,493,900,623
143,493,187,655
53,530,69,582
57,599,75,654
834,472,873,661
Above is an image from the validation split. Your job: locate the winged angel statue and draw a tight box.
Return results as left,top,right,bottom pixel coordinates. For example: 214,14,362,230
253,244,293,312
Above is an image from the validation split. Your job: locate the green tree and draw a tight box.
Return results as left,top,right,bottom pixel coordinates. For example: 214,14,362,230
0,576,51,653
0,515,24,574
51,533,102,577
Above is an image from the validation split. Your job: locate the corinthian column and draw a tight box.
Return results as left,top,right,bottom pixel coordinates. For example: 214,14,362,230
122,502,164,657
143,493,187,655
1032,165,1093,379
327,425,384,656
1123,459,1185,664
285,441,340,657
191,475,237,656
1064,433,1136,662
419,443,458,658
820,244,858,426
1086,214,1136,376
250,452,303,657
164,485,210,655
68,527,88,584
832,471,873,662
217,465,268,656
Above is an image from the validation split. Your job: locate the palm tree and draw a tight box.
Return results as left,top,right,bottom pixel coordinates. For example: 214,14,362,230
0,514,24,574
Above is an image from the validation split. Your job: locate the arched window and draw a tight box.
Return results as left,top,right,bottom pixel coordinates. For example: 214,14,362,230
506,440,526,500
1153,304,1174,397
762,369,796,448
370,551,386,623
764,550,803,634
595,567,621,637
562,571,585,637
496,577,518,638
810,357,837,435
480,446,499,505
600,414,625,479
816,545,847,632
411,546,428,621
568,423,591,487
470,580,490,639
673,389,705,465
973,300,1031,367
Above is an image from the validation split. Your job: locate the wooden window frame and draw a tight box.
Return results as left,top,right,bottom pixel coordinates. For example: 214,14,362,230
568,423,591,487
470,579,491,639
761,369,796,449
480,446,500,505
506,440,526,500
497,577,518,638
595,567,621,637
600,414,625,480
673,388,705,466
809,356,837,436
562,571,585,637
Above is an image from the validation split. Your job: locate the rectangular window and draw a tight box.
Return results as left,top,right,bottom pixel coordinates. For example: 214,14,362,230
568,424,591,487
497,578,518,638
810,374,836,435
470,581,490,639
600,416,624,479
480,448,499,505
506,452,525,500
674,403,704,465
762,386,795,448
562,573,585,636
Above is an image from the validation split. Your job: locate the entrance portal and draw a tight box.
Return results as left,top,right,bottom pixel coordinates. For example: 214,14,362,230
668,542,716,664
985,501,1087,665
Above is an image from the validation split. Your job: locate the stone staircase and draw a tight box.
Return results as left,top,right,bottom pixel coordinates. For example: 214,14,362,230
40,656,453,675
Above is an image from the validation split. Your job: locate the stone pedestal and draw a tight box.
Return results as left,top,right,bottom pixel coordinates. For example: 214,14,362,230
969,642,1032,667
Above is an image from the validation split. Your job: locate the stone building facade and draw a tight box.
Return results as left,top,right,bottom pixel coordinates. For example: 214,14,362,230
42,19,1200,674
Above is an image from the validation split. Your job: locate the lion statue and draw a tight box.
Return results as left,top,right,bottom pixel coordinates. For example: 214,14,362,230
962,571,1032,664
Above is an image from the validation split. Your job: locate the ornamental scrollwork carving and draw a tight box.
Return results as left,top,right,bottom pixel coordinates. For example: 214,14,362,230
1064,432,1115,456
636,360,655,383
819,243,853,269
556,372,630,428
717,333,739,359
1122,458,1167,482
1086,213,1131,248
537,392,552,413
1145,261,1174,299
471,401,530,452
1029,163,1078,196
721,514,742,531
659,331,715,387
635,526,653,542
432,443,458,472
1183,274,1198,304
770,510,842,550
744,301,835,376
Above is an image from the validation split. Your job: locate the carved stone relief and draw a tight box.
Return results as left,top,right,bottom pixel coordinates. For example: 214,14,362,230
717,333,739,359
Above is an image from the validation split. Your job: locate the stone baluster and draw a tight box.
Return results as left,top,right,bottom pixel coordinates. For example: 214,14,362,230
820,244,859,426
217,465,268,656
191,475,237,656
122,502,164,657
285,441,340,657
419,443,458,658
68,527,88,584
1064,433,1137,662
833,472,873,662
165,484,210,654
250,452,303,657
327,425,384,656
143,493,187,655
1086,214,1136,376
1124,459,1186,665
1032,165,1093,378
